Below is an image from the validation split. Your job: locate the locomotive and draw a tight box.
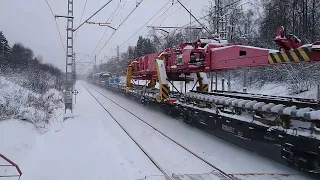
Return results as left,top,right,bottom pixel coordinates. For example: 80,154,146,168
88,72,122,87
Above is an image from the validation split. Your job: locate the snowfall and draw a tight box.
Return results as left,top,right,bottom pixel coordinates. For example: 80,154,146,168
0,79,319,180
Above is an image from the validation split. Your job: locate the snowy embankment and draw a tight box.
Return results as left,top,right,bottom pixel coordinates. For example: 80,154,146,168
0,75,63,126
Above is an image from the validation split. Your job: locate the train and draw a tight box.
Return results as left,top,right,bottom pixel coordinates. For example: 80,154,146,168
88,26,320,174
87,72,121,87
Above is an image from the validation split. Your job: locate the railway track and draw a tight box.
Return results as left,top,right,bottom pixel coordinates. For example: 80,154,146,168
83,84,235,180
83,84,173,180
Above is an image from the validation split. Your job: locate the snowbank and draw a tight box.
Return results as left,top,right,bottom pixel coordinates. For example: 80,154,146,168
0,76,63,125
0,120,38,171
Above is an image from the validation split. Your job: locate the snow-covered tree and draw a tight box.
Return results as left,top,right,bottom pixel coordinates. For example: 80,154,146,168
0,31,11,69
260,0,320,47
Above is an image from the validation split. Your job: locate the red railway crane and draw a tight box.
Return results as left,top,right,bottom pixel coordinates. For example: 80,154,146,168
125,27,320,103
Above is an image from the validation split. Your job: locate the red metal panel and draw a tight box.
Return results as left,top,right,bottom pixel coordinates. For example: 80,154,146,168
0,153,22,178
144,55,149,70
138,57,144,72
164,49,174,68
210,46,270,70
146,52,158,73
182,49,192,64
171,53,177,67
311,51,320,61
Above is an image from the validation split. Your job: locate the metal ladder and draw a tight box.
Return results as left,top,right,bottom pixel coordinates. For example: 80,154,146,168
64,0,74,113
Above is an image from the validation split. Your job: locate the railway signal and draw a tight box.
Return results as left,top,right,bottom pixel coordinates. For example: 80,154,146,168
72,89,78,95
72,89,79,104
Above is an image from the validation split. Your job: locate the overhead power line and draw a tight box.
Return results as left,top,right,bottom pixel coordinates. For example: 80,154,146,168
118,0,243,53
118,0,194,51
180,0,243,28
44,0,66,53
176,0,212,35
147,26,202,29
73,0,114,32
119,1,174,51
156,0,192,26
95,0,145,56
82,1,125,73
118,0,172,48
74,0,88,41
91,0,124,56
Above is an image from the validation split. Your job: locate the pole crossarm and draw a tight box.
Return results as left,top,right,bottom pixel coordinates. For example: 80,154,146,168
55,15,74,19
73,0,113,32
152,28,170,34
85,22,117,30
147,26,202,30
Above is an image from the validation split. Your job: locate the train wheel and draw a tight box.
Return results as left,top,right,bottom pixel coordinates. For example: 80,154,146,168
183,114,193,124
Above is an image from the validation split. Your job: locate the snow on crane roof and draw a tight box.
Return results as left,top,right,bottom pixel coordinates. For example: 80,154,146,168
183,45,194,50
301,44,312,48
209,45,279,53
210,46,232,51
238,45,279,53
199,38,228,44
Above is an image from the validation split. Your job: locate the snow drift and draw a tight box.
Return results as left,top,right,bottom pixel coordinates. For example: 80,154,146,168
0,75,63,125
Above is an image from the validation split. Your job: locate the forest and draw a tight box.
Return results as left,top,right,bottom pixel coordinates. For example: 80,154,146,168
0,31,64,123
0,31,64,93
95,0,320,94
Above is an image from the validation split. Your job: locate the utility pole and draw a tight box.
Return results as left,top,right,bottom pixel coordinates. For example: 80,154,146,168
189,9,191,42
55,0,75,114
72,52,76,85
216,0,220,36
117,45,120,63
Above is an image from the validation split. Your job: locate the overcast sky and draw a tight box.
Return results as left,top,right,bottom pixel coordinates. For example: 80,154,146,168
0,0,211,73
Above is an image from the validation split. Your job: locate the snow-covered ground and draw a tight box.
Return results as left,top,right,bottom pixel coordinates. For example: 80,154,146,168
0,80,317,180
0,120,37,178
